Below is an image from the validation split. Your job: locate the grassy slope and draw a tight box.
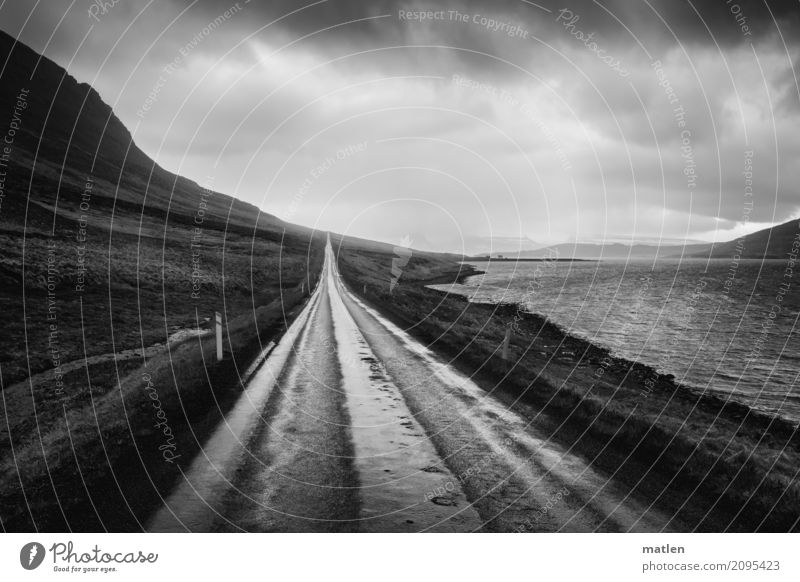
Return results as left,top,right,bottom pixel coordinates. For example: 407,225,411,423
334,238,800,532
704,217,800,259
0,32,326,530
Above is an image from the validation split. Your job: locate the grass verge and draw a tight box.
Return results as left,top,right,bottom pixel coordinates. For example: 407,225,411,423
0,248,323,531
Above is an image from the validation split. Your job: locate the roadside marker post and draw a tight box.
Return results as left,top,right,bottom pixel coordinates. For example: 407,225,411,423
215,311,223,362
501,325,512,364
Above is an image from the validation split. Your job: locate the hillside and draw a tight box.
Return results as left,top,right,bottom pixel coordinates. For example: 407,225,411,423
0,30,325,385
0,30,282,229
701,217,800,259
0,30,329,530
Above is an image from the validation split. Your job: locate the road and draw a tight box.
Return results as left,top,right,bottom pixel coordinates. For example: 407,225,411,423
149,238,672,532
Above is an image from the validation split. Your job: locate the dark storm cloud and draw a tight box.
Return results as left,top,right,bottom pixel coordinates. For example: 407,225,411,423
163,0,800,95
639,0,800,45
5,1,798,88
179,0,800,49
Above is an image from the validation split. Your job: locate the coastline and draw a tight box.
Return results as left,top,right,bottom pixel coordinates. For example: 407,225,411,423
462,258,597,262
336,246,800,531
450,263,799,435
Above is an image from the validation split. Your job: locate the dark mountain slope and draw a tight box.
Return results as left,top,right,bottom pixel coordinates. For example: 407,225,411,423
0,29,282,228
700,217,800,259
0,30,323,385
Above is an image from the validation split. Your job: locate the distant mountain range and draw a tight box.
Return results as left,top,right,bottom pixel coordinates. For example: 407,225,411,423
455,235,543,257
468,219,799,261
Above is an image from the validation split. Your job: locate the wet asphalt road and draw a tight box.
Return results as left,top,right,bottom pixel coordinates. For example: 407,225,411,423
149,239,672,532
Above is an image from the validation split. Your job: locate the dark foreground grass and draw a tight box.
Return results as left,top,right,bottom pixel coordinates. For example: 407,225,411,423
0,242,324,531
0,33,332,531
335,241,800,532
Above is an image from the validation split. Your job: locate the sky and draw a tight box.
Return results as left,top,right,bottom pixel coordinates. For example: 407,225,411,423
1,0,799,253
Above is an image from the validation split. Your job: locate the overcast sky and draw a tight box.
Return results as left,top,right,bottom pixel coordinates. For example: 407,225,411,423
2,0,799,253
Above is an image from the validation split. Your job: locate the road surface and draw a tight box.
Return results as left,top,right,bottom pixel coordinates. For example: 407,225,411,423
149,238,672,532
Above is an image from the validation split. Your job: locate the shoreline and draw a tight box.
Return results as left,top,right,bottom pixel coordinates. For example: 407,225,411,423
449,264,799,431
336,246,800,531
462,258,597,262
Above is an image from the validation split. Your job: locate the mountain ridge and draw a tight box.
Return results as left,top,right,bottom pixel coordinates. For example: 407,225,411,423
467,219,800,261
0,28,284,232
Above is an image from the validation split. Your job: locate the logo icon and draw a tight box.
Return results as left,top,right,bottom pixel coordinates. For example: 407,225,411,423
20,542,45,570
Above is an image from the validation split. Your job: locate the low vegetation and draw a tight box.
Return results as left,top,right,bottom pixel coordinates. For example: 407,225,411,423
0,205,324,529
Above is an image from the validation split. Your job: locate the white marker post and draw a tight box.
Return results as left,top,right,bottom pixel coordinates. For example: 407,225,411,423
215,311,223,362
501,325,512,363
